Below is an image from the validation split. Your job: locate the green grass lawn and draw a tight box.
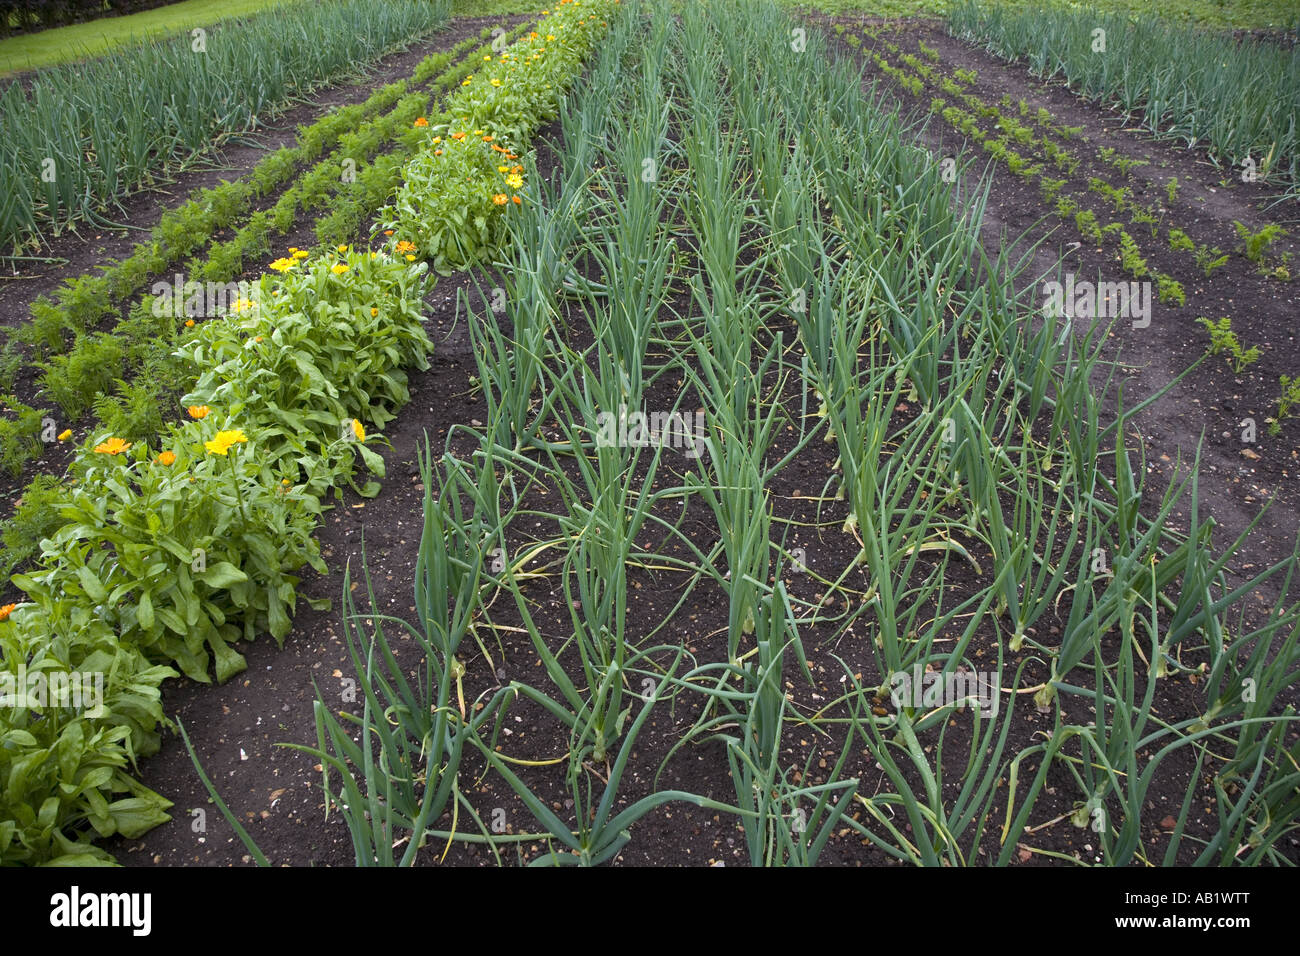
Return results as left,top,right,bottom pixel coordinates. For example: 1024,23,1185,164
0,0,305,76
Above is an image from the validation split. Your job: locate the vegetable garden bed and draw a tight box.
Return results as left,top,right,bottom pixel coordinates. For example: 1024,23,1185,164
2,0,1297,869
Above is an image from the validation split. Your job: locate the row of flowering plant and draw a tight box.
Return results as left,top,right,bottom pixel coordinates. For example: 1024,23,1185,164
378,0,616,273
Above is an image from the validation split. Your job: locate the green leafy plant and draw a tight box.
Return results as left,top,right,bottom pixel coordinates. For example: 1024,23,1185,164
0,474,65,577
1194,243,1230,277
14,419,327,684
0,396,45,476
1075,208,1103,246
1040,176,1067,203
0,602,177,865
1155,272,1186,306
1270,374,1300,435
1233,221,1289,273
1198,316,1261,374
177,248,431,498
1168,228,1195,253
1118,230,1149,278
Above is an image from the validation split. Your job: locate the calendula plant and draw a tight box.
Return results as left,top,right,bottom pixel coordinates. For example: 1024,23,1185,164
13,417,326,684
378,0,615,272
0,600,177,865
177,247,430,498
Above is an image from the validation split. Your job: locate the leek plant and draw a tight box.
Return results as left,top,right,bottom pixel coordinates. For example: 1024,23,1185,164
286,434,519,865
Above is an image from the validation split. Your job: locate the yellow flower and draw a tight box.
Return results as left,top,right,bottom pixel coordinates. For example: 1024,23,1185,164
498,165,509,173
332,263,350,275
432,137,442,144
156,450,176,466
484,54,492,60
492,194,509,205
506,173,524,189
187,405,210,420
338,244,349,253
547,34,555,41
351,419,365,442
204,429,248,457
462,78,472,86
371,307,379,317
269,257,295,272
490,78,502,87
288,247,298,253
293,250,308,259
94,437,131,456
405,254,416,261
57,429,72,441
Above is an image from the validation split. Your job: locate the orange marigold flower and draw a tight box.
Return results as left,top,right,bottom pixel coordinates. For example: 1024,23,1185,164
435,149,443,155
512,195,522,205
185,319,195,327
0,603,16,622
492,194,509,205
396,240,417,253
384,230,395,236
414,117,429,127
187,405,210,420
156,450,177,466
94,437,131,456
